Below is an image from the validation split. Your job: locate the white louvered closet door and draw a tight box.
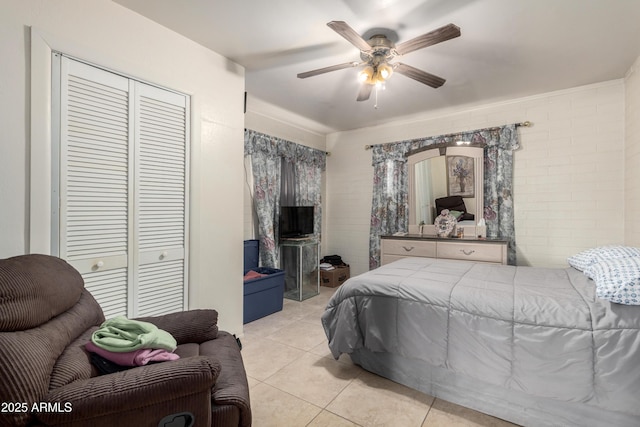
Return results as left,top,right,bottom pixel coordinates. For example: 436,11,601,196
55,55,189,319
57,57,133,319
133,83,189,317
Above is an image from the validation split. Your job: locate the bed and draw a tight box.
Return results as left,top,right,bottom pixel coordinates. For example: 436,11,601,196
321,256,640,427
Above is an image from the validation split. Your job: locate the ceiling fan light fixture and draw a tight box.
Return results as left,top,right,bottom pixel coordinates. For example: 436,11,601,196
358,65,375,83
298,21,460,102
378,63,393,80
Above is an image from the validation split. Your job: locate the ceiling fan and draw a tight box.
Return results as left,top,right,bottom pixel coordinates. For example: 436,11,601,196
297,21,461,102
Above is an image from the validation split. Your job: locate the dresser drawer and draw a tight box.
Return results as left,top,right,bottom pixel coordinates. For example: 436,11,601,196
382,239,437,258
437,241,506,264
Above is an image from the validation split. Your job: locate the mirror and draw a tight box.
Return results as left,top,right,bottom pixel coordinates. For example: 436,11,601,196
408,146,485,237
414,156,447,225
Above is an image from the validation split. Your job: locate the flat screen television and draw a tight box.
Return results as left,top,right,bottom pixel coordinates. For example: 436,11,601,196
279,206,314,238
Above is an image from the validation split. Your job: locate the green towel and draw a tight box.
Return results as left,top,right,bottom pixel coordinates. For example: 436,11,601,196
91,316,177,353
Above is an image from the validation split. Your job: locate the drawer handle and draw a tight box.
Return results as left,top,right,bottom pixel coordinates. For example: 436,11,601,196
402,246,415,252
461,249,475,256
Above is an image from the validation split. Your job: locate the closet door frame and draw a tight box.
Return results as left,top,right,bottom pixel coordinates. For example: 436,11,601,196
51,53,189,317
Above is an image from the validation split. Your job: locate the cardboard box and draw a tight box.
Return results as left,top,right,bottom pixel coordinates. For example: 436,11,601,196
320,265,350,288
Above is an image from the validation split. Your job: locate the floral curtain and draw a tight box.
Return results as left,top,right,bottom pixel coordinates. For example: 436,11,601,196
294,144,325,238
295,145,325,274
244,131,282,267
369,124,520,269
482,125,519,265
369,142,411,269
244,129,326,268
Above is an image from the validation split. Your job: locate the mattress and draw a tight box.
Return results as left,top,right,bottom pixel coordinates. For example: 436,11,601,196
321,257,640,426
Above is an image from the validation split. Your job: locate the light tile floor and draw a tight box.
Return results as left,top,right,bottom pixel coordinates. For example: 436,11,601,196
241,286,519,427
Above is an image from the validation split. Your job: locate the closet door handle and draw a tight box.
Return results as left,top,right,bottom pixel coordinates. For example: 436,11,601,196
160,251,168,259
402,246,415,252
94,260,104,269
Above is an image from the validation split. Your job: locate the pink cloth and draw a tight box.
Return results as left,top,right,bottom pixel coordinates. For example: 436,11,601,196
85,341,179,366
244,270,267,281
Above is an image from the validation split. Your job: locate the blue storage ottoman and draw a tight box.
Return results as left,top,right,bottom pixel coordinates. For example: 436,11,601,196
243,240,285,324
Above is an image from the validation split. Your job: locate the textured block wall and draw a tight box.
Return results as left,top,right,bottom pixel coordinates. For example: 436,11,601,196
625,57,640,247
325,81,626,273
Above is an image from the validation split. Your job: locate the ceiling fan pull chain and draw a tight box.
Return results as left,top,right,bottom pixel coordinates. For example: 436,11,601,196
374,85,379,109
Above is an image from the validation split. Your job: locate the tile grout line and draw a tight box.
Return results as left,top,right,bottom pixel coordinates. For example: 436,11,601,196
247,287,361,425
420,397,437,426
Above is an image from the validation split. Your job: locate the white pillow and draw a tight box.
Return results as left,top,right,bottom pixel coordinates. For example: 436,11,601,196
586,257,640,305
568,246,640,275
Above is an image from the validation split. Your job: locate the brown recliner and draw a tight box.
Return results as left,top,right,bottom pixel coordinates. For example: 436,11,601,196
434,196,475,221
0,254,251,427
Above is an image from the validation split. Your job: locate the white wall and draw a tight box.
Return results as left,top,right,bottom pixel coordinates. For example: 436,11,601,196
1,0,246,334
325,80,626,274
625,56,640,246
245,96,327,152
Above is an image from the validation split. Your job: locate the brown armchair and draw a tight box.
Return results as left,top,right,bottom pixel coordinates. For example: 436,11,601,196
0,254,251,427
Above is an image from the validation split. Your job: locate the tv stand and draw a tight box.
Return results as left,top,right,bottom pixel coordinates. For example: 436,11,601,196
279,238,319,301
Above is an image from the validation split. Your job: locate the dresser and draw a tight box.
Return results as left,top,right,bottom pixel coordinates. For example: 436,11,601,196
381,235,509,265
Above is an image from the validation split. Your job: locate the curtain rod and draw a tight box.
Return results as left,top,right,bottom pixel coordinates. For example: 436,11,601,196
244,127,330,156
363,121,532,150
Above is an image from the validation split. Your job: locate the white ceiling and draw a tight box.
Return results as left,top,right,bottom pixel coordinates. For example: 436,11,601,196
114,0,640,133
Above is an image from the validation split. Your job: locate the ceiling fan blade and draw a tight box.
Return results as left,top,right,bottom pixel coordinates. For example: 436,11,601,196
327,21,372,52
297,61,359,79
357,84,373,102
394,23,460,56
394,63,446,88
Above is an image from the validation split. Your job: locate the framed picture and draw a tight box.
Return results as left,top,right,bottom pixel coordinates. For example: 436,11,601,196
446,156,474,197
